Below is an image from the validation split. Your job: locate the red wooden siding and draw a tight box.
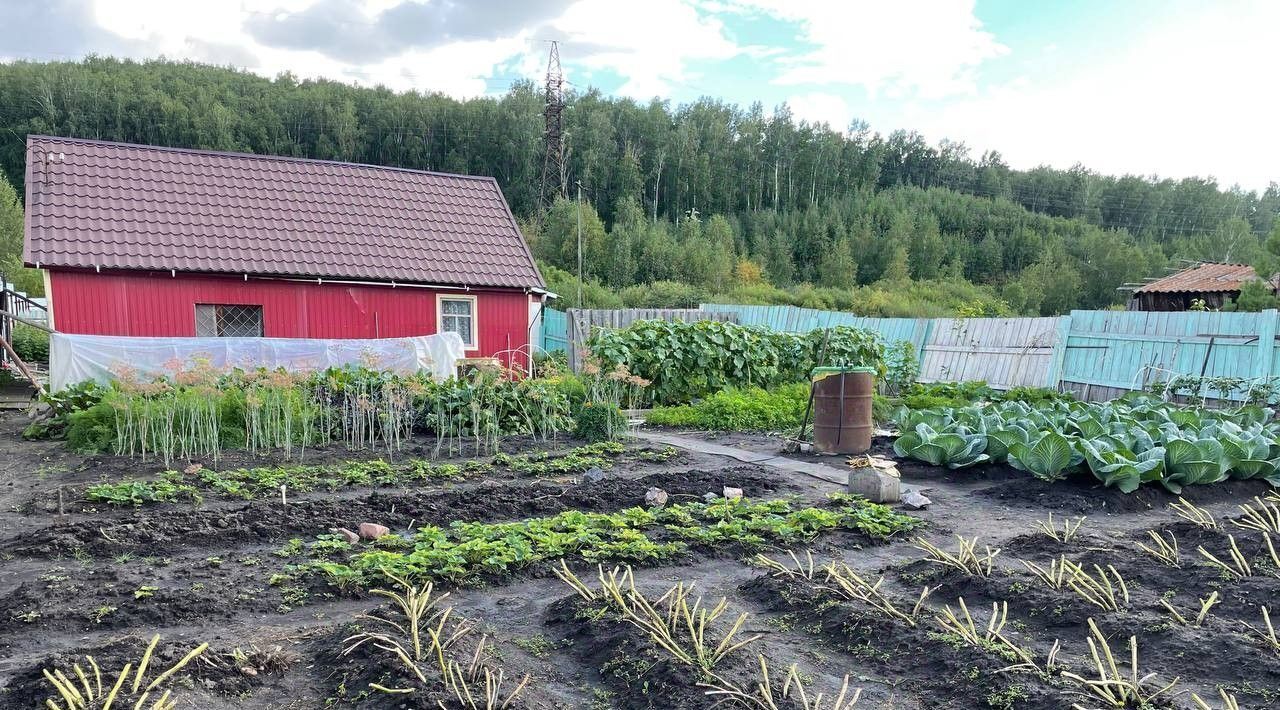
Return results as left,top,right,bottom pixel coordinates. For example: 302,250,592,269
48,270,531,360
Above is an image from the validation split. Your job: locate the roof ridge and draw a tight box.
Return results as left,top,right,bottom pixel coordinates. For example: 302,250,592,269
26,134,500,184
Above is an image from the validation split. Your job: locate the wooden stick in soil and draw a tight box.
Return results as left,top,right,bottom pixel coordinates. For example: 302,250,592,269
0,334,44,396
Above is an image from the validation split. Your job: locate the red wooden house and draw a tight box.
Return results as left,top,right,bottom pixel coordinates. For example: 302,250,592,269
22,136,551,367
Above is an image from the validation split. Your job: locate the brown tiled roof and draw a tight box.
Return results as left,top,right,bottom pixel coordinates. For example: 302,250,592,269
1134,263,1258,294
22,135,544,290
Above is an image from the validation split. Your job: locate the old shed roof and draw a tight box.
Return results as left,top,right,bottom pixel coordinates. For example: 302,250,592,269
1134,263,1259,294
22,135,544,290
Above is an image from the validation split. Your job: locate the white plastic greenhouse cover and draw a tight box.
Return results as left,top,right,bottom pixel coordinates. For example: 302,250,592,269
49,332,466,391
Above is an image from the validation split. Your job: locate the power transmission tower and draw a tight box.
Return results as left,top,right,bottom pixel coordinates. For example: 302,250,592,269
538,41,567,217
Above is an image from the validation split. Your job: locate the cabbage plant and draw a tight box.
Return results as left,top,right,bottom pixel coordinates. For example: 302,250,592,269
1162,438,1229,493
1079,439,1165,493
1007,431,1081,482
892,423,989,469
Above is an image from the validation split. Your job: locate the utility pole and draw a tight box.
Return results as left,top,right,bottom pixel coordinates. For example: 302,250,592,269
576,180,583,309
538,41,567,219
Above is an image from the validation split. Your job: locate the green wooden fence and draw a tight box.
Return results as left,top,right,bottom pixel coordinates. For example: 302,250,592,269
540,304,1280,400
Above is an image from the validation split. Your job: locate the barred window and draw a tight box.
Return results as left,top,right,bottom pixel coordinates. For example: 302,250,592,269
195,304,264,338
438,296,477,348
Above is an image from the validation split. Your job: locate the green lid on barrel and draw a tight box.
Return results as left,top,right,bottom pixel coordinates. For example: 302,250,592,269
811,365,876,378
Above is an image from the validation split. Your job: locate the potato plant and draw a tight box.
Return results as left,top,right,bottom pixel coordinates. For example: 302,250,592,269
289,496,920,590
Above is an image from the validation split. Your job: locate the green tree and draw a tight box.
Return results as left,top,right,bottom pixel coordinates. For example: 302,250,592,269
1013,251,1083,315
1225,280,1280,312
881,245,911,282
0,173,41,295
817,238,858,289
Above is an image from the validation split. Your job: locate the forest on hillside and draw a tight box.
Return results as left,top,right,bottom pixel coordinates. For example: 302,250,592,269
2,57,1278,315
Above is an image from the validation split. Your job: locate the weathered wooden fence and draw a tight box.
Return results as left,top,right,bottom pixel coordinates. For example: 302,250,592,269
1059,310,1277,401
541,307,570,354
541,304,1280,400
701,305,1059,389
919,316,1066,389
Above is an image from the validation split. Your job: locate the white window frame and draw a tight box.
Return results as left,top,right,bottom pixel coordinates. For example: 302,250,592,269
437,294,478,350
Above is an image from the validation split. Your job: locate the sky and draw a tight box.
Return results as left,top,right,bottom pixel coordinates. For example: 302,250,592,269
2,0,1277,191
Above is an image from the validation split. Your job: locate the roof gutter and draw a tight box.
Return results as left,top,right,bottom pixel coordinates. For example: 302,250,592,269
247,274,480,291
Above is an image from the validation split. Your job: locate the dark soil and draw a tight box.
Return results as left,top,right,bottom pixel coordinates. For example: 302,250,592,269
7,465,783,558
737,575,1082,709
5,409,1280,709
2,634,272,710
974,473,1275,514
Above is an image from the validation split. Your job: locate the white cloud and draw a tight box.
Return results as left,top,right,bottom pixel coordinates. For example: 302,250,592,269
91,0,535,95
786,92,852,130
85,0,741,99
893,2,1280,190
549,0,741,98
727,0,1007,99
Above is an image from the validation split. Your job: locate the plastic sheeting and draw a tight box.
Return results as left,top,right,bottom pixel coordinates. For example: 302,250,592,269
49,333,466,391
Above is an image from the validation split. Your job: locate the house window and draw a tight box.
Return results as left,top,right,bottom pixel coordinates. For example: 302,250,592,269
195,304,264,338
438,295,477,348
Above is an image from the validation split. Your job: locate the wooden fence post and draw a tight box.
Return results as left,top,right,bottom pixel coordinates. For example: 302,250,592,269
1255,309,1278,382
1046,314,1072,389
914,319,934,369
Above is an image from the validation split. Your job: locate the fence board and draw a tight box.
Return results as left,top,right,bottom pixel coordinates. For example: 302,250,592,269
917,316,1060,389
541,308,569,353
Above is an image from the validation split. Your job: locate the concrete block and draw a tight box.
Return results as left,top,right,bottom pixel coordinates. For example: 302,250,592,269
847,468,901,503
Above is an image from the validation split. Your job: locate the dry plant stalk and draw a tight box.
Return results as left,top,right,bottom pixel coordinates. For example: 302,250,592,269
822,561,932,627
1240,606,1279,653
934,598,1049,675
754,550,818,581
700,654,862,709
1067,564,1129,612
1197,536,1253,580
554,562,761,672
1170,498,1217,529
42,634,208,710
444,656,530,710
914,536,1001,578
1266,533,1280,574
935,598,1007,646
1062,618,1180,709
999,638,1063,678
1135,530,1181,567
1021,556,1078,590
1232,496,1280,534
1035,514,1086,543
341,574,528,708
1158,591,1219,627
1191,688,1241,710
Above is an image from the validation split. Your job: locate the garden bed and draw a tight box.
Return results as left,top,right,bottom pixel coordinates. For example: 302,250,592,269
3,404,1279,709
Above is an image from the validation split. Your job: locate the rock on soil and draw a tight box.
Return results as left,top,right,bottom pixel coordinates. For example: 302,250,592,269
333,527,360,544
358,523,390,540
901,490,932,510
722,486,743,500
644,487,668,506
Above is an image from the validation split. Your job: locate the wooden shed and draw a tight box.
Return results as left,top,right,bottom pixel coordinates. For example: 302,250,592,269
22,136,551,369
1129,263,1271,311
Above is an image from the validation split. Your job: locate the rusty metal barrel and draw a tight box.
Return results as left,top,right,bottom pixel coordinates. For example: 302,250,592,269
811,366,875,454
